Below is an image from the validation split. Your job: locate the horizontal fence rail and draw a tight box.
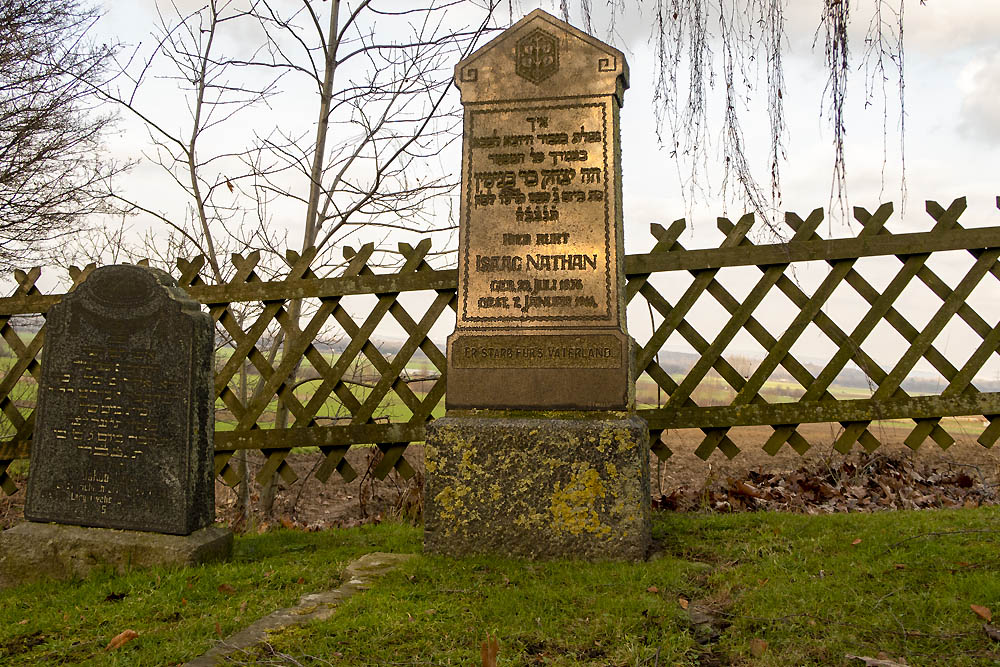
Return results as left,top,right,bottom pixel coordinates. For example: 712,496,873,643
0,197,999,496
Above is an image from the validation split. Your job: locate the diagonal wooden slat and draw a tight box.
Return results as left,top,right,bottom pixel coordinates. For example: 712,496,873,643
692,208,838,457
834,245,1000,451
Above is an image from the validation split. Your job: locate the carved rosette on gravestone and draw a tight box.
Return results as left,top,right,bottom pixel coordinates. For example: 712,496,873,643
24,265,215,534
425,10,650,561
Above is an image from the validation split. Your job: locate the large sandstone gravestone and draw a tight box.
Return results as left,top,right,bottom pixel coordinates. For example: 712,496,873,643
446,8,631,410
0,265,231,588
425,10,650,561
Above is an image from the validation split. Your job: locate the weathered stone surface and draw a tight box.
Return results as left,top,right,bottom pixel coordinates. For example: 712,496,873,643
25,264,215,535
424,415,651,560
446,9,632,410
0,522,233,589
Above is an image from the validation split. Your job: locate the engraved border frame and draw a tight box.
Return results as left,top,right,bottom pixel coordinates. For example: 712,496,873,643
459,100,614,325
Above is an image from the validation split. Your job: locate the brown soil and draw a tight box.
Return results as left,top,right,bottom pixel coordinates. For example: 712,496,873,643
2,419,997,532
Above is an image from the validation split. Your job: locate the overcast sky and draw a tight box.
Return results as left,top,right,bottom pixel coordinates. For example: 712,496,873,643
87,1,1000,384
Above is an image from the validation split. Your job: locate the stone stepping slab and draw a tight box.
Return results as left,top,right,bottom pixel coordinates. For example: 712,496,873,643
184,551,414,666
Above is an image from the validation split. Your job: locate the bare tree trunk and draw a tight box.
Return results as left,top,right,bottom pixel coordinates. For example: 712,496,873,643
262,1,339,516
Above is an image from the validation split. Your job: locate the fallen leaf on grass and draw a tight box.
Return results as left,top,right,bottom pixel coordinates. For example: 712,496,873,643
845,654,907,666
678,597,689,610
239,600,248,614
984,624,1000,642
971,604,993,621
852,538,862,546
646,585,659,593
106,629,138,651
481,634,499,667
749,638,767,657
214,621,222,637
217,584,235,595
17,619,27,625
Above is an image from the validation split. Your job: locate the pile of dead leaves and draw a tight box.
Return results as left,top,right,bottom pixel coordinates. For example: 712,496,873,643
654,453,998,513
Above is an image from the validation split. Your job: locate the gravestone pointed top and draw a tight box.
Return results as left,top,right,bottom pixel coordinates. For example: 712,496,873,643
455,9,629,105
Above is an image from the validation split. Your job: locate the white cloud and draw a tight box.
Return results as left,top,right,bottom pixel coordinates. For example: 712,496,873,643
903,1,1000,54
957,49,1000,145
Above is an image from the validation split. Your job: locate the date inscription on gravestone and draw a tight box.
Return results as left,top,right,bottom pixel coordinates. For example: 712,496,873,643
25,265,215,535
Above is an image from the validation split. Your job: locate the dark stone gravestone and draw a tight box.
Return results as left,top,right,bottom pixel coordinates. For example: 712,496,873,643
0,265,231,588
425,9,650,561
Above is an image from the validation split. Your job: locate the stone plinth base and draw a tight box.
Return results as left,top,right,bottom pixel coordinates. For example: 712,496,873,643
0,522,233,589
424,414,650,560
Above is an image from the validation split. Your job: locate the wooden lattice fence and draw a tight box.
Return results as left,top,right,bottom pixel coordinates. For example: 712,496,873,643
0,196,998,496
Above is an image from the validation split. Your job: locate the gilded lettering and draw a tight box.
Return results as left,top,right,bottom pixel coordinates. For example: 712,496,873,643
475,255,524,272
571,126,603,143
474,170,516,191
548,149,587,165
487,152,525,166
540,168,575,188
525,254,598,271
537,132,569,145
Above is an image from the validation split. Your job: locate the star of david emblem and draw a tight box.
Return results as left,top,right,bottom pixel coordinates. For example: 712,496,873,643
516,29,559,84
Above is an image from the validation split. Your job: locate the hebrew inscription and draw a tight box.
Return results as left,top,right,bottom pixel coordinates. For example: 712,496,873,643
460,102,613,324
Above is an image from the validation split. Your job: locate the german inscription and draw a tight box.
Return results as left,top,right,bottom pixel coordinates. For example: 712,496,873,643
25,265,215,535
460,102,613,324
451,334,622,369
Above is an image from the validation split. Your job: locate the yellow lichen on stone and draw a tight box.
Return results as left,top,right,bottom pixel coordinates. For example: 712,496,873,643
459,447,485,479
549,465,612,538
434,485,471,534
423,443,438,473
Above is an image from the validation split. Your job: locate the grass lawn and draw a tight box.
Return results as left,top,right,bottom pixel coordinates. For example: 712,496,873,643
2,507,998,665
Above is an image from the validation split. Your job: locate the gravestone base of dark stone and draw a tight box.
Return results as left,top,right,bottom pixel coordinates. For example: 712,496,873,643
424,414,650,560
0,522,233,589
